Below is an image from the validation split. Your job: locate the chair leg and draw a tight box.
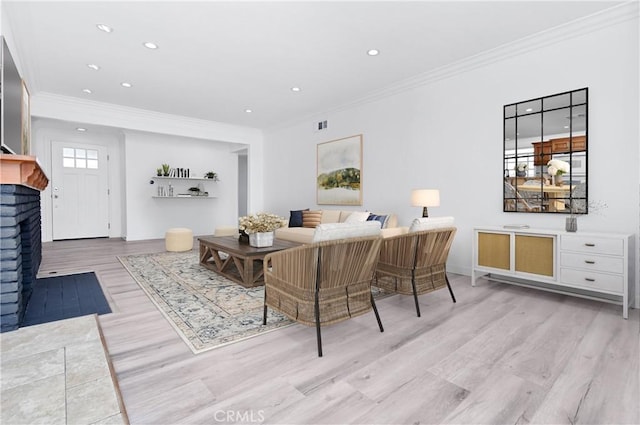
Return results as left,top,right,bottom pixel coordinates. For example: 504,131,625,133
370,293,384,332
411,276,421,317
445,274,456,303
315,292,322,357
262,304,268,325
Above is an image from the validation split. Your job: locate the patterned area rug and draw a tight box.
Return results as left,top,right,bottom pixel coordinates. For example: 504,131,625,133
118,250,293,354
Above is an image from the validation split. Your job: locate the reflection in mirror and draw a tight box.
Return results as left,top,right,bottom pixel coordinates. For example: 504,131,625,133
503,88,588,214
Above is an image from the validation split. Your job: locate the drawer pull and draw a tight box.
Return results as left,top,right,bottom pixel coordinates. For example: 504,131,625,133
584,260,596,264
584,243,596,247
584,277,596,282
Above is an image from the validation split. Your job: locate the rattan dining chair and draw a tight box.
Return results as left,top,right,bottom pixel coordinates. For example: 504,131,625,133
504,180,543,212
375,227,457,317
263,235,384,357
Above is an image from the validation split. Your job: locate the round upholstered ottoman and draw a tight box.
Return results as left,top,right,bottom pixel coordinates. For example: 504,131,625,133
165,228,193,252
214,226,238,237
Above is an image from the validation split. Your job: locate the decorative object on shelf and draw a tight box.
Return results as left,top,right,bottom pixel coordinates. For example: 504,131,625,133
547,159,570,187
238,212,286,247
185,184,208,197
204,171,219,181
317,134,363,206
161,163,170,176
249,231,274,248
411,189,440,217
156,168,163,177
565,217,577,232
515,162,528,177
238,230,249,244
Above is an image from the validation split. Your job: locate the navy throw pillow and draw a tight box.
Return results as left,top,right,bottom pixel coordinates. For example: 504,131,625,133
289,209,309,227
367,213,389,228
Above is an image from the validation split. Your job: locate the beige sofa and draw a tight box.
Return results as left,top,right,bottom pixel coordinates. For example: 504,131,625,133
275,209,406,244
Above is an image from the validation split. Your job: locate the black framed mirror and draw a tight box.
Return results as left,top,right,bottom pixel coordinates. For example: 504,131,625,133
503,88,588,214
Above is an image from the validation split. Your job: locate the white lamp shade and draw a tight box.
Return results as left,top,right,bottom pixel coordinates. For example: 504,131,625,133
411,189,440,207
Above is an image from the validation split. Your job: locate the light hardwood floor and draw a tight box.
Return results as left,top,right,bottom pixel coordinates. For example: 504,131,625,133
39,237,640,425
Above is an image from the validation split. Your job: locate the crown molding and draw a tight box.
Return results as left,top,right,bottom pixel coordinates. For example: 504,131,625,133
267,1,639,132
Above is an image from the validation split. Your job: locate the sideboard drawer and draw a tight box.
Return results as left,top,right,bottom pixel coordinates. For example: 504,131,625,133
560,252,624,274
560,235,624,256
560,268,624,294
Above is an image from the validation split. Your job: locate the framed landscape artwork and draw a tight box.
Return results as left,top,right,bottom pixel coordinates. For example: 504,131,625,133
317,134,362,205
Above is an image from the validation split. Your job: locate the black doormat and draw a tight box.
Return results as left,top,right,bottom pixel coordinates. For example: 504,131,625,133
22,272,111,327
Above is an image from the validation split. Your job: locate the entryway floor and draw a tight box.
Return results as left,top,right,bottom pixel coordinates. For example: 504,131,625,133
0,314,128,424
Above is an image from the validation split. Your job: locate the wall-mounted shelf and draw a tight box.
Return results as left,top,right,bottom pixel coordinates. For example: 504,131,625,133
151,176,218,182
152,195,216,199
150,175,218,198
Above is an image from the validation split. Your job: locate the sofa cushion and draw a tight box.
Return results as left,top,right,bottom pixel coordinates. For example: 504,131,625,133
311,221,382,243
302,210,323,228
409,216,455,233
321,210,341,224
289,209,309,227
367,213,389,228
344,211,370,223
275,227,316,244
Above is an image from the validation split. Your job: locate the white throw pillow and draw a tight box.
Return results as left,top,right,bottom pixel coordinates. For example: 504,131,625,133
409,216,455,233
312,221,382,243
344,211,370,223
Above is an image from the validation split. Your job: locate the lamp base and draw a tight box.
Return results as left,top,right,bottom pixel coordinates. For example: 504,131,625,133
422,207,429,217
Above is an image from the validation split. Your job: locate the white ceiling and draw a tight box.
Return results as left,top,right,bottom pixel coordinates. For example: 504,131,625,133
3,1,623,130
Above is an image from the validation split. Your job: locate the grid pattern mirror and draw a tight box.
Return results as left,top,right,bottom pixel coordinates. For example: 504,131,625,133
503,88,588,214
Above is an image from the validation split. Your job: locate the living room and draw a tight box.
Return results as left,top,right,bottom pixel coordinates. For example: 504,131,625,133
1,1,639,424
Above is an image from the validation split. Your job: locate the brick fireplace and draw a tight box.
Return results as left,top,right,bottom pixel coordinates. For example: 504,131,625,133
0,155,48,332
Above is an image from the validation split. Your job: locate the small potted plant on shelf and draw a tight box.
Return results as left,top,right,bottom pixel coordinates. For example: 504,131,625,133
204,171,219,181
156,167,163,176
162,163,170,176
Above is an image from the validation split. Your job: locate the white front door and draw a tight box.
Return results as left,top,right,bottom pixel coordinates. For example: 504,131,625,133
51,141,109,240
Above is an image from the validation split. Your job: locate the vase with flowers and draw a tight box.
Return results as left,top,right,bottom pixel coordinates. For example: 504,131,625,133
238,212,286,247
547,159,570,186
515,162,528,177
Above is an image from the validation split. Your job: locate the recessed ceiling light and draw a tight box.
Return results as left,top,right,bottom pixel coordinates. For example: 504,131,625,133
121,82,132,88
245,109,253,113
143,42,158,49
76,127,87,132
96,24,113,33
82,88,92,94
564,125,570,129
367,49,380,56
525,108,533,112
87,64,100,71
291,87,301,92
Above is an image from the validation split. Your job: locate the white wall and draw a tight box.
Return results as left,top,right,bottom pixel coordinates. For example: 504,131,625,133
30,95,265,241
124,131,240,240
263,11,639,286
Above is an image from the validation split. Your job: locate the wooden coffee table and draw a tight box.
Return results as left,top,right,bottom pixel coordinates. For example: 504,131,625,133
198,236,300,288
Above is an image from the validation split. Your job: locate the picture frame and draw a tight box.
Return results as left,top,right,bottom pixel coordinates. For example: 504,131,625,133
317,134,363,205
21,80,30,155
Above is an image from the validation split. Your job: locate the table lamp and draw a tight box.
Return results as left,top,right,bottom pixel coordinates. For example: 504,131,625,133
411,189,440,217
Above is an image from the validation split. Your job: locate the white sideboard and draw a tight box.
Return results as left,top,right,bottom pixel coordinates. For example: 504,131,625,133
472,226,635,318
